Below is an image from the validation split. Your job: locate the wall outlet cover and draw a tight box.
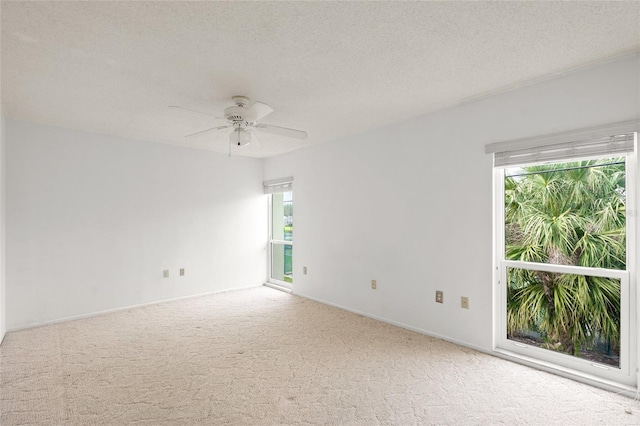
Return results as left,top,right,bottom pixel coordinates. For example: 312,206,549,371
461,296,469,309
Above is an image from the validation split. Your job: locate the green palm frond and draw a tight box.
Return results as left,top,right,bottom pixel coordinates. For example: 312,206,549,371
504,157,625,359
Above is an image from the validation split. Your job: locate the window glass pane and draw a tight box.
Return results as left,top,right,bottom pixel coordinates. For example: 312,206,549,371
507,267,620,368
271,243,293,283
270,191,293,285
284,191,293,241
271,191,293,241
504,158,626,269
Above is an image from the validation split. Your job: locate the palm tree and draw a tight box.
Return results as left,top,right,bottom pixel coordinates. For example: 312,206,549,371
504,159,626,361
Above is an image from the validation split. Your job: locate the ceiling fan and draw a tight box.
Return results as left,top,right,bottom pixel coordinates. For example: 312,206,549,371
170,96,307,150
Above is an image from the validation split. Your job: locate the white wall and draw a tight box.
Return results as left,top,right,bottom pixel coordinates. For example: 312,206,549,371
0,107,6,343
264,54,640,351
6,121,267,330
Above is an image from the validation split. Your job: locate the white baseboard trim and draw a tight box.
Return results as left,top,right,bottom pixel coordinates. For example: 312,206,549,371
263,282,292,293
7,284,263,333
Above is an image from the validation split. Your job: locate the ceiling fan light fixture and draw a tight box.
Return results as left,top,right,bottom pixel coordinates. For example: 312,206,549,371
230,127,252,147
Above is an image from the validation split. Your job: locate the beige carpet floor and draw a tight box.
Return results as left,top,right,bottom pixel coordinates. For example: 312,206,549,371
1,286,639,425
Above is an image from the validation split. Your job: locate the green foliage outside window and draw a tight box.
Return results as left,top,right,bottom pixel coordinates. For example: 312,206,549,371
505,159,625,362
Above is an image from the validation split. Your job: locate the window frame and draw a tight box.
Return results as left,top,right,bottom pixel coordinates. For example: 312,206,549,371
267,191,293,290
493,138,638,387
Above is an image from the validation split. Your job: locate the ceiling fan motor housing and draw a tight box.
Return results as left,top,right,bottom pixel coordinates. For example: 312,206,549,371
224,106,249,123
224,95,252,122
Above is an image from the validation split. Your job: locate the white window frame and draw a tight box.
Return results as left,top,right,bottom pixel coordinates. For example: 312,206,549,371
265,178,294,291
491,128,638,388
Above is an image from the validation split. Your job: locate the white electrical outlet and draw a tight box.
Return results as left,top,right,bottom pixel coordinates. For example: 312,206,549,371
180,268,185,276
461,296,469,309
163,270,169,278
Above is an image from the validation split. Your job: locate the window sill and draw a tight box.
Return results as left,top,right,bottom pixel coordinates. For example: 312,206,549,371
264,282,292,293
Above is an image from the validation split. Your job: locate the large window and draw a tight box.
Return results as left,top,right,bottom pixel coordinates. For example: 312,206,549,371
504,159,627,369
264,177,293,289
489,124,637,386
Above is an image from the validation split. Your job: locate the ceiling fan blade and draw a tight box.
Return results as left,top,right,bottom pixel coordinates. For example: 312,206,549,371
185,125,230,138
169,105,223,119
249,131,263,150
255,123,308,139
245,101,274,121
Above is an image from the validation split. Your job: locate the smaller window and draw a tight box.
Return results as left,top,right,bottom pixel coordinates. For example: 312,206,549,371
264,177,294,289
270,191,293,285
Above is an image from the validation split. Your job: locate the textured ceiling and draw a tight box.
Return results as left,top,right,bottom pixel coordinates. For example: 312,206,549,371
2,1,639,158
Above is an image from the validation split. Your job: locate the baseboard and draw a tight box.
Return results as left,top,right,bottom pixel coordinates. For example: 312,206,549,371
263,282,292,293
7,284,263,333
